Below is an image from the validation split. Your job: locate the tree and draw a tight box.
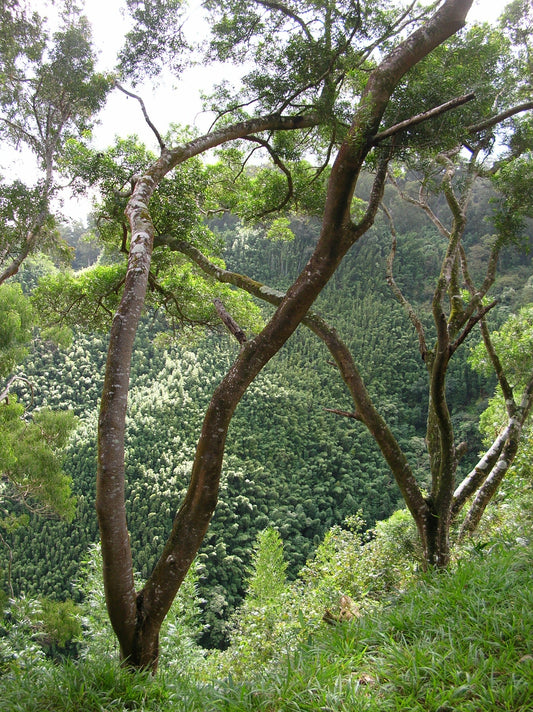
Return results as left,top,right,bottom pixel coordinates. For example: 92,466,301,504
161,16,533,569
0,1,111,284
90,0,476,670
0,4,105,595
0,282,77,596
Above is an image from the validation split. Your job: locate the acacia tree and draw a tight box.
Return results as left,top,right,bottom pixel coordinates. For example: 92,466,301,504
91,0,476,670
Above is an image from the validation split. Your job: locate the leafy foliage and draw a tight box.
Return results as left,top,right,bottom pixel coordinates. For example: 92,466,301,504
118,0,189,83
0,284,33,375
0,2,112,282
0,401,77,521
4,183,532,640
0,283,77,527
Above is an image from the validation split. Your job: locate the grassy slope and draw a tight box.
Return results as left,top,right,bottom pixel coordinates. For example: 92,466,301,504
1,535,531,712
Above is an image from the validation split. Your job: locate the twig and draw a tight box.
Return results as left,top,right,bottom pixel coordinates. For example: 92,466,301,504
324,407,363,421
0,375,34,406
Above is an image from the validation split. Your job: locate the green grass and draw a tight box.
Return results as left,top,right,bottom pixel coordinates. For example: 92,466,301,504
1,538,532,711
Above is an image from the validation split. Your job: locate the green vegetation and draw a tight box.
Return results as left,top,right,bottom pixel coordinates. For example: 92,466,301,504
2,195,532,642
0,482,531,711
1,0,532,702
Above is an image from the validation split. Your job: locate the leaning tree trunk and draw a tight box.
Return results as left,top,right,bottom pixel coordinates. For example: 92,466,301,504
97,0,474,670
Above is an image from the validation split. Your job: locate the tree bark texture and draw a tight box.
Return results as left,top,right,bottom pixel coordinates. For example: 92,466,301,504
97,0,474,670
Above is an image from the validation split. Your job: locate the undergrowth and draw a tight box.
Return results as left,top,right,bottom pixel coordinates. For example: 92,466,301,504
0,532,531,711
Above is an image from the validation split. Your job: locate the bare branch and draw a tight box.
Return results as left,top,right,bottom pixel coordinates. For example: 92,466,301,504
467,100,533,135
116,83,166,150
387,170,450,238
450,300,497,355
324,407,363,421
244,134,294,216
383,203,428,359
347,149,392,245
0,375,34,406
479,318,515,410
213,298,247,344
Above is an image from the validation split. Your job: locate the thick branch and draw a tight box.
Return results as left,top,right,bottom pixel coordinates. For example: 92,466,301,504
452,427,508,515
213,298,247,344
459,374,533,537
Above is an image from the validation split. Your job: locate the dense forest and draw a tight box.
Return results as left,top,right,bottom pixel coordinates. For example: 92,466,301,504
3,174,532,645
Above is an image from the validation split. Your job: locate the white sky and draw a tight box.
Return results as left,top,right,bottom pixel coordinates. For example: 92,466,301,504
88,0,512,149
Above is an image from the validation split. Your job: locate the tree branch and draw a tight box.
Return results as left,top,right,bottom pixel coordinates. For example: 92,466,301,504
450,300,497,355
480,318,515,410
452,427,508,515
213,298,247,344
116,83,166,150
373,92,475,144
383,202,428,359
324,407,363,421
162,237,428,523
467,100,533,135
255,0,314,42
458,373,533,537
243,135,294,216
0,375,34,406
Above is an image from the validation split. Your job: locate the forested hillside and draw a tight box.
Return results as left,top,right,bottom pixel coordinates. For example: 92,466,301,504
2,0,533,690
3,175,531,645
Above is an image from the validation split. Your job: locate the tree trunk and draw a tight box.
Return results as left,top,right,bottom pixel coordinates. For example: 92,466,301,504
97,0,474,670
459,378,533,538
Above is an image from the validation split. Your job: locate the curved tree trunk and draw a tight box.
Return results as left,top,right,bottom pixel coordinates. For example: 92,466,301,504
459,377,533,538
97,0,474,670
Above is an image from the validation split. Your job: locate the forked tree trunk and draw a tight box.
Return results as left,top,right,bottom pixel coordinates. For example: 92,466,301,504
97,0,474,670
